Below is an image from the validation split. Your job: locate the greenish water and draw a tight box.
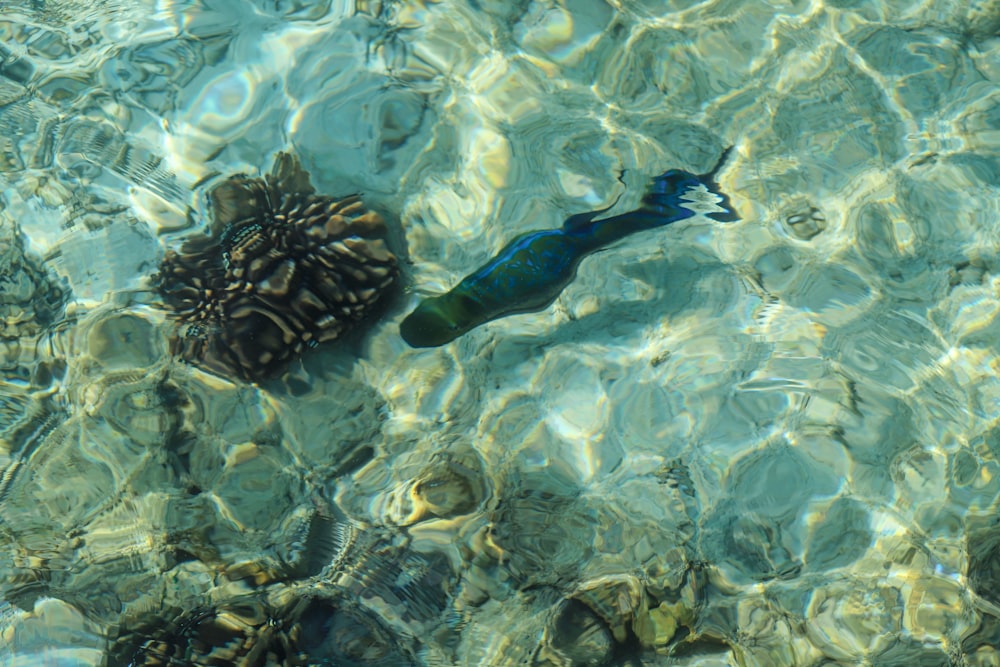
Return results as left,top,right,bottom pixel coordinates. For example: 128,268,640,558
1,0,1000,665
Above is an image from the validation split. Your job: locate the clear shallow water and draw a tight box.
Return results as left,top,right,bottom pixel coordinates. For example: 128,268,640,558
1,0,1000,665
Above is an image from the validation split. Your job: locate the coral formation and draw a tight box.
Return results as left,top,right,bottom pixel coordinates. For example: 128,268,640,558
153,153,397,382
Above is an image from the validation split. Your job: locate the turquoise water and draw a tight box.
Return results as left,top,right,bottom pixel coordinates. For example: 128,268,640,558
1,0,1000,665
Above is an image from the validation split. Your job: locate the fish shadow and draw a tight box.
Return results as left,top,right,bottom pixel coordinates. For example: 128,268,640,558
495,248,742,352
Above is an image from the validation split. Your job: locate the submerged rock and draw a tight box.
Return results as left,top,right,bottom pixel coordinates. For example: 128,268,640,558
0,216,69,340
106,518,457,667
116,594,415,667
152,152,398,382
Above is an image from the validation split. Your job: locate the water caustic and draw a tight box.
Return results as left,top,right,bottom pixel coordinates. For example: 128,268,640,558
1,1,1000,666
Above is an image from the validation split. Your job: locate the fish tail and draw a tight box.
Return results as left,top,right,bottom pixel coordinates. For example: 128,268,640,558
642,146,739,223
578,147,739,247
698,145,740,222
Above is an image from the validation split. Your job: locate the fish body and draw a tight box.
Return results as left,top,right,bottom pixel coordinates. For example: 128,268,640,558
400,149,738,348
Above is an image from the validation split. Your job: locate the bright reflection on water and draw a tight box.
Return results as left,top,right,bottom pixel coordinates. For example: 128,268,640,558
1,0,1000,665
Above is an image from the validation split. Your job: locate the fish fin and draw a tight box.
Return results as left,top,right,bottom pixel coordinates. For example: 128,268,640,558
701,146,739,222
562,190,624,231
704,190,740,222
701,145,734,182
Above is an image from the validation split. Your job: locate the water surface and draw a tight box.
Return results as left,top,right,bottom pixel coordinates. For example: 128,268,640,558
1,0,1000,665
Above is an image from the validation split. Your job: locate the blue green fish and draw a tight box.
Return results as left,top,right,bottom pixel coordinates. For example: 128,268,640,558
400,148,738,347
